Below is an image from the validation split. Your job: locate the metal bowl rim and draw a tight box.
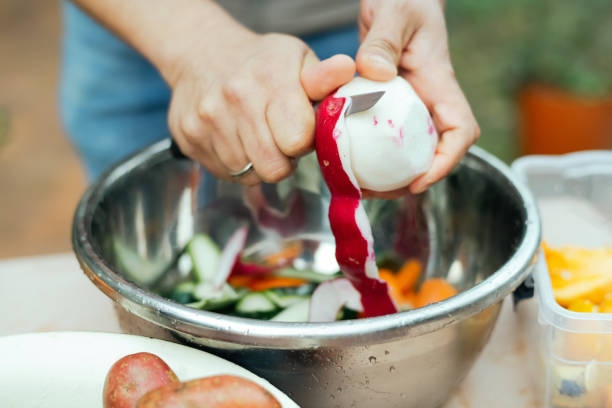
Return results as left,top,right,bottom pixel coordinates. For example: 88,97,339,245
72,139,541,345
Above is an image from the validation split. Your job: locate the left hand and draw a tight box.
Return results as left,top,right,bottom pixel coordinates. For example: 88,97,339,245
357,0,480,197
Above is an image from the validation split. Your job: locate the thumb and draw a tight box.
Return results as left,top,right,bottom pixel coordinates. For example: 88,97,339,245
301,53,356,101
356,5,418,81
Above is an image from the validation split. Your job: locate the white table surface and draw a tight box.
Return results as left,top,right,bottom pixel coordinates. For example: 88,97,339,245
0,253,544,407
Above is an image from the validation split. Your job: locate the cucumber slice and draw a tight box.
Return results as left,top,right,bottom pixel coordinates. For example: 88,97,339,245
267,283,318,297
235,292,278,319
113,238,165,286
169,281,197,304
264,291,309,308
271,298,310,322
187,283,245,311
188,234,221,282
274,267,339,283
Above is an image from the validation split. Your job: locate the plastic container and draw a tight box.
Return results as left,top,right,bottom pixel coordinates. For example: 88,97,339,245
512,150,612,408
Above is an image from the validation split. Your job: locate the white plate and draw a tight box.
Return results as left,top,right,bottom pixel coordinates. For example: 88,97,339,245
0,331,299,408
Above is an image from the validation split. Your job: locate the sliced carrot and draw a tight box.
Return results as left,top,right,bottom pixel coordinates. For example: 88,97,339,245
227,275,254,288
379,269,403,305
400,290,418,309
248,276,307,291
378,269,396,285
415,278,458,308
379,268,418,308
264,241,303,266
396,260,422,294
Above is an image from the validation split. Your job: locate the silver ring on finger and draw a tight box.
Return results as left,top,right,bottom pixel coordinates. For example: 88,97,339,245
229,162,254,178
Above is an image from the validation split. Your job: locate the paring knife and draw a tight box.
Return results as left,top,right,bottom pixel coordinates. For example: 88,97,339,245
170,91,386,159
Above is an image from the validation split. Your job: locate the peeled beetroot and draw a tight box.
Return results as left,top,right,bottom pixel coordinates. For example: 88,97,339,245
315,77,436,318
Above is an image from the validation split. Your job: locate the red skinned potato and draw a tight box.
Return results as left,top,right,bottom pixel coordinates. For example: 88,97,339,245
136,375,281,408
103,352,179,408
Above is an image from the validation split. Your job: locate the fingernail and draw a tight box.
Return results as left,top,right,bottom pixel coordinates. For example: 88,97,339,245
367,54,397,75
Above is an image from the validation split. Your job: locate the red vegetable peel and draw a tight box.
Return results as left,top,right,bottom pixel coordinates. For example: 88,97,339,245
315,94,397,317
309,278,364,322
315,77,437,317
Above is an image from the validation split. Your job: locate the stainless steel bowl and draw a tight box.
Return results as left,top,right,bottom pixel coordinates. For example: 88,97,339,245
73,140,540,408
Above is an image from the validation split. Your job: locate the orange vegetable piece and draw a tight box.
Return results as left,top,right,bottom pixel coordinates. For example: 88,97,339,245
567,299,598,313
600,295,612,314
396,260,421,294
378,269,396,285
228,275,254,288
264,241,303,266
415,278,458,308
247,277,306,291
543,243,612,307
379,261,426,309
379,268,414,308
400,291,418,309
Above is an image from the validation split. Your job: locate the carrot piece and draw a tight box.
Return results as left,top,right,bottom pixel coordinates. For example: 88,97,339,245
379,269,403,304
415,278,458,308
400,291,418,309
228,275,254,288
378,269,396,286
264,242,303,266
248,277,307,291
379,268,418,308
396,260,422,294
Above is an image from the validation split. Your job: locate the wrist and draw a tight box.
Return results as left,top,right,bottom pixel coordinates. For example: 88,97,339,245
143,2,257,87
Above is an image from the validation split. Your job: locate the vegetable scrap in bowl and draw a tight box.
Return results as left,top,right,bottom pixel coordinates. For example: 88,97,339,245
160,231,458,323
543,242,612,313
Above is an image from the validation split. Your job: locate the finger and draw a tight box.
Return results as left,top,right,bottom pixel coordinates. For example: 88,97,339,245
190,96,261,185
266,96,315,158
356,2,421,81
409,101,480,194
212,129,262,186
300,53,356,101
237,107,293,184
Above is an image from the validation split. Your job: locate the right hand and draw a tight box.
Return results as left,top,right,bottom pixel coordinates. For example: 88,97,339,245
167,32,355,185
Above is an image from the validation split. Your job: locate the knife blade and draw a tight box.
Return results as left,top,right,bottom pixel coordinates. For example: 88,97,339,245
344,91,385,117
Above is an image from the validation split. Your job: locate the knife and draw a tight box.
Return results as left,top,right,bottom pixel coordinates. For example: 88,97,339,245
170,91,386,159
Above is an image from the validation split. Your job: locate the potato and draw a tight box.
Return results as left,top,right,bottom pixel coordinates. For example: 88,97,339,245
136,375,281,408
103,352,179,408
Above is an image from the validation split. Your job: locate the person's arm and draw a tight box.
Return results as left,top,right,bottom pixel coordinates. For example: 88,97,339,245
357,0,480,195
71,0,356,184
71,0,251,86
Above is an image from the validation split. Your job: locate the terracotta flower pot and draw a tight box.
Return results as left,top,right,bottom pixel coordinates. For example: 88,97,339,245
518,84,612,155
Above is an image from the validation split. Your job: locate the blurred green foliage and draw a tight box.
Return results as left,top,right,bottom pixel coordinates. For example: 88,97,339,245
445,0,612,162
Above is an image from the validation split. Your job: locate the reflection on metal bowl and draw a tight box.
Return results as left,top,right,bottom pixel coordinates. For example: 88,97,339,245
73,140,540,408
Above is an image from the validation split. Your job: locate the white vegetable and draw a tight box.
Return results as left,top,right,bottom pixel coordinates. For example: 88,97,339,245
335,77,437,192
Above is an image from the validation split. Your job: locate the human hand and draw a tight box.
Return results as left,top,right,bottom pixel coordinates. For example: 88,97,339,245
357,0,480,196
168,32,355,185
